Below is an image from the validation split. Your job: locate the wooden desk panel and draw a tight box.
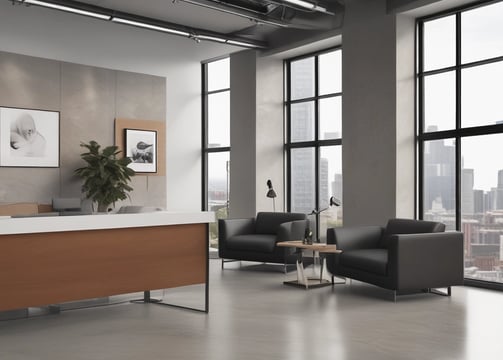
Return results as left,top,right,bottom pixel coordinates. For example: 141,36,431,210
0,223,207,311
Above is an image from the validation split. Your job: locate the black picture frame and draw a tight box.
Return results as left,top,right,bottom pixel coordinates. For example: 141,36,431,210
124,128,157,173
0,106,60,168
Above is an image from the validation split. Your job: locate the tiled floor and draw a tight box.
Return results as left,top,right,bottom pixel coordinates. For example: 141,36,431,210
1,259,502,360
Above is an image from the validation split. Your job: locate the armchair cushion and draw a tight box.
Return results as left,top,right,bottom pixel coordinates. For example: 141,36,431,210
226,234,277,253
255,212,307,235
340,249,388,276
327,226,383,250
379,218,446,248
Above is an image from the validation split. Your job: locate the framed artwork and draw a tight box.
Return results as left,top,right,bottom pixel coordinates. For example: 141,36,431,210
0,106,60,167
124,128,157,173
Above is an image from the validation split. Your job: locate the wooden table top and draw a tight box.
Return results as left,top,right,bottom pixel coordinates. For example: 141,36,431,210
277,240,341,253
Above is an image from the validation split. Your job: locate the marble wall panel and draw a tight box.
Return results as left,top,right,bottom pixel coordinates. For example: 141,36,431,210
116,71,166,121
0,52,60,111
0,51,166,209
59,62,116,198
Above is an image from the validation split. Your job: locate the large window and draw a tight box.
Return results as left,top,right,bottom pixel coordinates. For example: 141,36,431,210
202,57,230,249
285,48,343,241
418,0,503,288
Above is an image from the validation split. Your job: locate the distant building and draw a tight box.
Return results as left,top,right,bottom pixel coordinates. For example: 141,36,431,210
424,138,455,211
473,189,484,214
462,169,474,215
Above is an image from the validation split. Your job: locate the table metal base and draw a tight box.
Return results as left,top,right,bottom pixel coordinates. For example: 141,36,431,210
284,278,334,289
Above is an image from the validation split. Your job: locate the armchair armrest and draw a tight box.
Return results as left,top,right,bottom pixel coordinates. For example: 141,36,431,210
276,219,309,243
218,218,255,253
388,232,464,289
327,226,383,250
218,218,255,241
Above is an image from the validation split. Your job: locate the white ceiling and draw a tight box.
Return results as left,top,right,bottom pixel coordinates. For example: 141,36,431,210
77,0,253,33
0,0,241,77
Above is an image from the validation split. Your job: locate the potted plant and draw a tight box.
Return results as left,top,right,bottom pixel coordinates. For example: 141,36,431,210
75,140,135,212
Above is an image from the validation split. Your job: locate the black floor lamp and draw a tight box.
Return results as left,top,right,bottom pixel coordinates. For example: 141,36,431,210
310,196,341,243
266,179,277,212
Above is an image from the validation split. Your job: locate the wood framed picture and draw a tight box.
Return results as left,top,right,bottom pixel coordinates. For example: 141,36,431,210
0,106,60,167
124,128,157,173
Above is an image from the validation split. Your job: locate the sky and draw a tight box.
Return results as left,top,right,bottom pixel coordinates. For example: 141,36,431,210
424,1,503,192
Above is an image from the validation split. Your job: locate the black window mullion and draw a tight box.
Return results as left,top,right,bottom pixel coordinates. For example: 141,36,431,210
202,62,209,211
314,54,324,238
417,20,424,219
286,59,292,211
207,87,230,96
455,12,462,231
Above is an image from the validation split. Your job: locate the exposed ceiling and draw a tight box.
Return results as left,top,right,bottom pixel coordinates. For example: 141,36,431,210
11,0,345,49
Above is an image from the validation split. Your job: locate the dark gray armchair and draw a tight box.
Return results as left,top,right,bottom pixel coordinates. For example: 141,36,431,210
218,212,308,271
326,218,464,300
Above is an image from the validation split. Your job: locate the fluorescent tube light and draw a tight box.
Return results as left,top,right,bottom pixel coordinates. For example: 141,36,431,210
226,39,261,48
196,35,227,43
23,0,112,20
111,17,190,37
180,0,288,28
283,0,327,12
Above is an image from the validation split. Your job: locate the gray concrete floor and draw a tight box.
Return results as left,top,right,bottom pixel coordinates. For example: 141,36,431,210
1,259,502,360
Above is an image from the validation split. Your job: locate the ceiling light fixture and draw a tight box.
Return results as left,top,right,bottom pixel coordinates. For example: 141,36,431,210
226,39,260,48
21,0,111,20
283,0,328,13
14,0,267,48
179,0,288,28
111,17,191,37
196,35,227,43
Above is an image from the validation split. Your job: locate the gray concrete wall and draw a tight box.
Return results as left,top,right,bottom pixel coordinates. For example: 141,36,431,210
256,55,285,213
229,50,257,218
342,0,398,226
165,62,203,212
0,51,166,209
395,14,416,219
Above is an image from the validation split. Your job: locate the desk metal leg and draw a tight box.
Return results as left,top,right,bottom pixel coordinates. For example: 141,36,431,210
132,289,209,313
131,229,210,313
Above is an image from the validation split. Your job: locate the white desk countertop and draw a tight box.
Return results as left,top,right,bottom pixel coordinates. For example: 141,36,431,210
0,211,215,235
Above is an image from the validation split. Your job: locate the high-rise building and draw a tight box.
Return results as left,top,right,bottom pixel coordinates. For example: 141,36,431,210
332,173,342,203
290,59,315,214
319,158,329,209
496,169,503,209
424,138,456,211
473,189,484,214
462,169,474,215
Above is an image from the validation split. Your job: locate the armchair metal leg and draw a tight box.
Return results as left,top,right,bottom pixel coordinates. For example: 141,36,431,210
429,287,452,297
330,275,347,286
393,290,397,302
221,259,240,269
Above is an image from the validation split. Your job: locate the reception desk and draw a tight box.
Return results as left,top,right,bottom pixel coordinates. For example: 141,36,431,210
0,211,214,313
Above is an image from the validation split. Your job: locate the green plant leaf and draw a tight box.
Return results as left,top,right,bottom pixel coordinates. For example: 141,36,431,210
74,140,135,210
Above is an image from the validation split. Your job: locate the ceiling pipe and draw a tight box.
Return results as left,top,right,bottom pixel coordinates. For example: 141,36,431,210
11,0,268,48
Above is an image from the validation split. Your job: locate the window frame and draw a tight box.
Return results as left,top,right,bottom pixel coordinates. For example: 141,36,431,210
285,46,343,239
202,57,230,249
417,0,503,291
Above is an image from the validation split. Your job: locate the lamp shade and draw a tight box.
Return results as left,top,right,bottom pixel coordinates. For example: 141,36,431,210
266,179,277,198
330,196,341,206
